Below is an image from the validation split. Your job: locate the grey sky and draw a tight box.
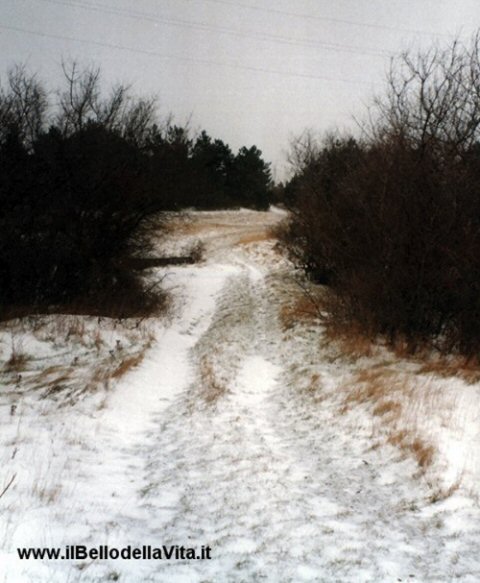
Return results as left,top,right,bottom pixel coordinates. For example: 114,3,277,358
1,0,479,179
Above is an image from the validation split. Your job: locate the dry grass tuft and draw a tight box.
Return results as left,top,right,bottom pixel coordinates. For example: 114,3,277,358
93,329,103,351
311,373,320,384
4,351,29,372
280,295,321,331
65,318,87,342
428,478,462,503
35,365,69,381
199,355,227,403
343,368,400,409
387,336,480,383
2,333,29,372
418,355,480,384
387,429,410,448
411,439,435,468
301,373,324,403
322,320,375,359
372,399,402,417
111,353,145,379
387,430,435,468
236,229,275,246
41,372,74,398
342,367,437,471
389,336,426,359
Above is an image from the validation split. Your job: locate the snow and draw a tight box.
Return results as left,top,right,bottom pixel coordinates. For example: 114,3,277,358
1,208,480,582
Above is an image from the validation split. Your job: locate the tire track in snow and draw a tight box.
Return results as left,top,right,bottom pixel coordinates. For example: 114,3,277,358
3,264,239,583
138,264,347,583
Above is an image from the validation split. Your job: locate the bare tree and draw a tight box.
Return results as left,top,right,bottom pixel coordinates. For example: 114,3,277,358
58,60,101,134
0,64,48,148
286,129,321,176
122,96,157,147
372,33,480,159
58,60,157,145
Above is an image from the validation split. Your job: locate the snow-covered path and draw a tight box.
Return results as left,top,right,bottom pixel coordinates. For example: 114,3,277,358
2,209,480,582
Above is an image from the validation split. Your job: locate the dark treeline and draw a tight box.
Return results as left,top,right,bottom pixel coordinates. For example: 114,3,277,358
280,33,480,356
0,63,272,317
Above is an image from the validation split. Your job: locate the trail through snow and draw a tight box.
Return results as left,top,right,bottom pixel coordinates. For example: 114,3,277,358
2,209,480,582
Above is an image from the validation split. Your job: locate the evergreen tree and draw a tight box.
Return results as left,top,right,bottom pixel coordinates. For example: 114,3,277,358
230,145,272,210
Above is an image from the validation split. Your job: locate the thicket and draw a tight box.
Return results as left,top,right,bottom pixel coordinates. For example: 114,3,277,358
281,33,480,356
0,63,272,318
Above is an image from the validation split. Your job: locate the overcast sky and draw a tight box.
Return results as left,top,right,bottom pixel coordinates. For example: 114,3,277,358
1,0,479,179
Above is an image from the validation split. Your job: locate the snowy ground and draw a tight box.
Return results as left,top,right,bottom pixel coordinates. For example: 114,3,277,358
1,208,480,582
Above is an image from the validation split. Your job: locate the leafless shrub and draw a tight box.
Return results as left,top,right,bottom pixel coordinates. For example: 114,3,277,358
57,60,157,145
0,64,48,149
281,32,480,357
0,61,172,320
0,59,273,319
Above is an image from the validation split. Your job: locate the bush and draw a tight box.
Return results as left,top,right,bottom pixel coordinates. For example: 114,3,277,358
0,62,274,319
282,33,480,356
0,64,166,318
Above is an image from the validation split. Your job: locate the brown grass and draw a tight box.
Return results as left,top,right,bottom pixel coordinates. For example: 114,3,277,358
280,295,321,331
199,356,227,403
326,317,463,485
301,373,325,403
343,368,399,408
175,221,231,236
236,229,275,246
418,355,480,384
35,365,70,381
30,349,146,402
387,429,410,447
387,430,435,468
41,372,73,398
342,367,437,471
372,399,402,417
428,478,462,503
111,353,145,379
322,320,375,359
411,439,435,468
32,482,62,505
386,334,480,383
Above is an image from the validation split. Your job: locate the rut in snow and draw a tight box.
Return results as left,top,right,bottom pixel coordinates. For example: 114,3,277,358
137,267,321,581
